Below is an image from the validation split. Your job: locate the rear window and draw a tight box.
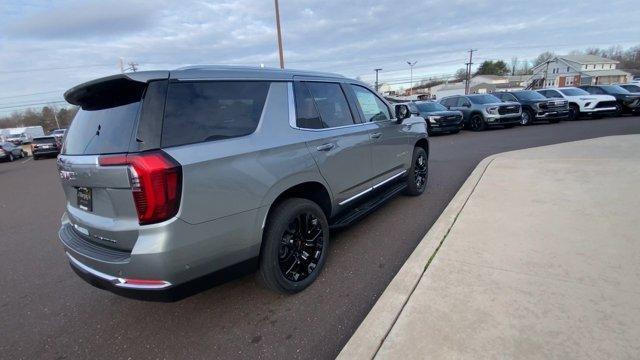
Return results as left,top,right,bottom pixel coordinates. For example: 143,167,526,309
161,81,270,147
62,101,141,155
33,137,56,144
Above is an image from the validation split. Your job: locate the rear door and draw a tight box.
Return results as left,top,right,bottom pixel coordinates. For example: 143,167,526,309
293,81,375,205
57,79,167,251
349,84,408,182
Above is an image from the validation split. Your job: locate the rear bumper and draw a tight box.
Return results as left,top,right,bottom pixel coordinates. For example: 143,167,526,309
58,206,265,293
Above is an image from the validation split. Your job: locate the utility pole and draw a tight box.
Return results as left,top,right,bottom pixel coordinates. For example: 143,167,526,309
465,49,476,95
374,68,382,92
119,58,124,73
274,0,285,69
407,61,417,96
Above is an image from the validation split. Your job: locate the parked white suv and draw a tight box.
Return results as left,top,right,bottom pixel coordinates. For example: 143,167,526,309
537,87,618,120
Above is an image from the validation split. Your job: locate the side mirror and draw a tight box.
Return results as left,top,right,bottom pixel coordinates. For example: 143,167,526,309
395,104,411,122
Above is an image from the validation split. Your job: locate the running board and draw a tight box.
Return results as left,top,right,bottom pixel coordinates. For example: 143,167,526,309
329,181,407,230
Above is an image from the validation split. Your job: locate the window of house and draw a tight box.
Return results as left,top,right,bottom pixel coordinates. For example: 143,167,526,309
567,67,570,72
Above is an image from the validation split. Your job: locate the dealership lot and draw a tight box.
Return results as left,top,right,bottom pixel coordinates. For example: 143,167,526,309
1,116,640,359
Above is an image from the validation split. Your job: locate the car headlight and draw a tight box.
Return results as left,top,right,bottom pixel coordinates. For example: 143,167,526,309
485,106,499,115
427,115,441,123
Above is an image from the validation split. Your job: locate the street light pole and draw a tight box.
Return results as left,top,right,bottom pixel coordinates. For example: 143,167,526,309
374,68,382,92
407,61,417,96
274,0,285,69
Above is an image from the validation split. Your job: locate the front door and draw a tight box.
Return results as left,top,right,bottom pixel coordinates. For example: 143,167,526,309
349,84,408,182
293,81,375,205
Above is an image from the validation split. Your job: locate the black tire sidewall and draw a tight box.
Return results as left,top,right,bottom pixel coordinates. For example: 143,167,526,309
405,147,428,196
569,105,579,120
259,198,329,293
471,114,486,131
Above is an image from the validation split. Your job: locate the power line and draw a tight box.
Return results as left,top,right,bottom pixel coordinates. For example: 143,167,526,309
0,90,64,100
0,100,67,111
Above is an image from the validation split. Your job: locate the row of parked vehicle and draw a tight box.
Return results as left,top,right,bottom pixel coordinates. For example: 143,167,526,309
400,84,640,133
0,128,66,162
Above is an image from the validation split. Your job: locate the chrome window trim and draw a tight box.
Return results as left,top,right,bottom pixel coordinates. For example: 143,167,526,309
338,169,407,206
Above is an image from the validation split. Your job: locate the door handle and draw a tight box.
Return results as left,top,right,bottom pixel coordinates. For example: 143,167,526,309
316,143,335,151
371,132,382,139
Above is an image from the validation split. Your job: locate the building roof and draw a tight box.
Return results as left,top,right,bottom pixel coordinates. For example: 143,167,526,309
582,69,630,77
560,54,619,65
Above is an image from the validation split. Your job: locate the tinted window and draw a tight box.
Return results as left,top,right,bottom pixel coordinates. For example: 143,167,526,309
469,95,501,104
559,88,589,96
440,97,456,108
305,82,354,128
294,82,323,129
621,85,640,92
415,102,447,112
457,97,471,107
63,101,140,155
600,85,630,94
352,85,390,122
162,81,269,147
583,86,603,94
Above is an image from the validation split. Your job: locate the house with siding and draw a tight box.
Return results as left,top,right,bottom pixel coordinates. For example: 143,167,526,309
528,54,630,89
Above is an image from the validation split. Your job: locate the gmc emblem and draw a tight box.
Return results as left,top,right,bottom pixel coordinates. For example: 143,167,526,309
59,170,77,180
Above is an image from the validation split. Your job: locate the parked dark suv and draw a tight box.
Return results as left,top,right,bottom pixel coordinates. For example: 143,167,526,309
439,94,521,131
32,136,61,160
579,85,640,114
57,66,429,296
404,101,463,134
493,91,568,125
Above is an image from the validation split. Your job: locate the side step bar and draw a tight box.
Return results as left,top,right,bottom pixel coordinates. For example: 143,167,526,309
329,180,407,230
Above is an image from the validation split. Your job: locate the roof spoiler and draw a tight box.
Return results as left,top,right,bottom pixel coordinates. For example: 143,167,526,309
64,71,169,110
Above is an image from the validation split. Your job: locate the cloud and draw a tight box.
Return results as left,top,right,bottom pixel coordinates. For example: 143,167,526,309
4,0,162,39
0,0,639,114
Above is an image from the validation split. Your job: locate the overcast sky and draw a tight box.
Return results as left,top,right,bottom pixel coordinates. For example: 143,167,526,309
1,0,639,114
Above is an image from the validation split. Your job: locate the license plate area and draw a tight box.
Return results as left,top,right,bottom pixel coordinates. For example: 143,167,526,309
77,187,93,212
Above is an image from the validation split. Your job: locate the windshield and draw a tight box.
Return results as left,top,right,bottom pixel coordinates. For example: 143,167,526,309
601,85,630,94
33,137,56,144
415,102,447,112
559,88,589,96
513,91,547,101
52,129,66,135
622,85,640,92
469,95,501,104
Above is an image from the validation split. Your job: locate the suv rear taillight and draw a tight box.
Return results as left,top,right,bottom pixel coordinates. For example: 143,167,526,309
99,151,182,225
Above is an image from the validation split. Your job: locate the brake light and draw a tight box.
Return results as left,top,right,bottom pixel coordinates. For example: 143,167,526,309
99,151,182,225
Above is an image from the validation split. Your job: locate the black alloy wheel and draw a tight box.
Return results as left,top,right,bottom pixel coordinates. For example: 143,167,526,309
405,147,428,196
470,114,486,131
278,212,324,282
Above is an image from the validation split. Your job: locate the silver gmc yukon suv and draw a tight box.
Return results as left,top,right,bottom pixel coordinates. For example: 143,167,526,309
57,66,428,295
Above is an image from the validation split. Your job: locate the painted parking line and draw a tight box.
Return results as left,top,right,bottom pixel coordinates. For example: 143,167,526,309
21,157,32,164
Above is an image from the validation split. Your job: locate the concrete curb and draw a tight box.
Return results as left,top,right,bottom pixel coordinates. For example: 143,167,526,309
337,154,498,359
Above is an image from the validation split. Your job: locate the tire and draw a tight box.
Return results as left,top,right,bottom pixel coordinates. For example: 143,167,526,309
470,114,486,131
405,147,428,196
33,156,39,160
520,109,533,126
568,104,579,121
259,198,329,294
8,153,14,162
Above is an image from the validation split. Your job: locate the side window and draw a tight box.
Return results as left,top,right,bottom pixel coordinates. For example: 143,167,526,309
293,82,323,129
305,82,355,128
162,81,270,147
351,85,391,122
590,87,603,94
504,94,517,101
549,90,562,98
441,97,455,108
456,97,470,107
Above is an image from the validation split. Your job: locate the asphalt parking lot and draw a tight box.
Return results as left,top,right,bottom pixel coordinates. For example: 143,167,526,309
1,116,640,359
